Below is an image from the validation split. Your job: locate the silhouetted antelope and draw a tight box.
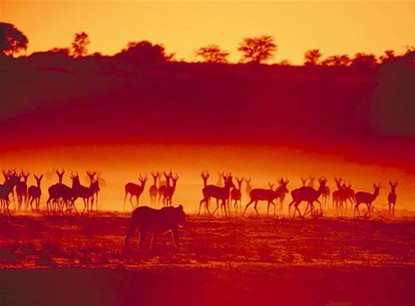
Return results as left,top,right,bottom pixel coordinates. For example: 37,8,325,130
201,171,210,187
199,173,235,217
288,177,327,217
274,180,287,212
301,177,307,186
16,170,30,210
124,174,148,210
46,169,73,214
332,177,354,213
28,174,43,212
200,171,211,213
149,171,160,206
164,173,179,206
231,177,244,212
87,171,101,211
388,181,398,218
342,182,355,210
71,172,95,214
354,183,381,217
242,178,289,216
157,171,171,205
0,170,19,215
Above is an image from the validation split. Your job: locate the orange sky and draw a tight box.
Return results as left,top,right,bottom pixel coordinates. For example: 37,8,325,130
1,0,415,64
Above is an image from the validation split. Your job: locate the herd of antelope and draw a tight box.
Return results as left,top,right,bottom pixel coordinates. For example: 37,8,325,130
197,172,399,219
0,168,399,218
123,171,180,210
0,169,101,216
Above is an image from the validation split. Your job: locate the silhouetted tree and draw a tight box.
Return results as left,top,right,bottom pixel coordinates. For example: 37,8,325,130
238,35,277,64
321,54,351,66
71,32,90,58
0,22,28,57
115,41,174,68
196,45,229,63
304,49,322,66
350,52,378,70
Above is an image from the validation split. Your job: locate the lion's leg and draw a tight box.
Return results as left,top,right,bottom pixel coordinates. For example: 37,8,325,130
171,229,180,249
138,230,147,249
124,218,138,251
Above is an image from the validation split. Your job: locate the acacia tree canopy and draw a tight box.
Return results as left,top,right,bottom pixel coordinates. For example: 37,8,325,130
71,32,90,58
304,49,322,66
0,22,29,57
238,35,277,64
196,45,229,63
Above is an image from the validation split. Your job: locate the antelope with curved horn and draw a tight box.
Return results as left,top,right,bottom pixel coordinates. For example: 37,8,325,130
388,181,398,218
200,171,211,213
164,173,179,206
28,174,43,212
157,171,171,205
342,182,355,211
231,177,244,212
149,171,160,206
16,170,30,210
242,178,289,216
0,170,20,215
199,173,235,217
288,177,327,217
86,171,101,211
71,172,95,214
46,169,73,214
354,183,381,218
201,171,210,188
124,174,148,210
332,177,354,213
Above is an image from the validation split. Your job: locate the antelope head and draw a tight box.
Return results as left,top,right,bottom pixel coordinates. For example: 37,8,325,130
201,170,210,180
171,173,179,180
224,173,235,189
139,174,148,185
373,183,382,195
86,170,97,181
278,178,290,193
389,181,398,191
318,177,327,188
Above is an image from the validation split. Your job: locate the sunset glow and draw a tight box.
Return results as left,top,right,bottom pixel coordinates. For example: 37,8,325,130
2,1,415,64
2,1,415,304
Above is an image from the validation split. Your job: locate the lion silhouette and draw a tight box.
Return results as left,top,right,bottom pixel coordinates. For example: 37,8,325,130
124,205,186,251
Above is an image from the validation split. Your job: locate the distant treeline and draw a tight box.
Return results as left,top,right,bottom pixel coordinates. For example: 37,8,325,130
1,22,415,147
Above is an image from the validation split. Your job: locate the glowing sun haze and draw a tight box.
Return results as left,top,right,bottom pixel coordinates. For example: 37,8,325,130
1,0,415,64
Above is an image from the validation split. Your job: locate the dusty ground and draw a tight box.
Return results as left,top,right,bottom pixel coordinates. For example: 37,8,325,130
1,212,415,305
